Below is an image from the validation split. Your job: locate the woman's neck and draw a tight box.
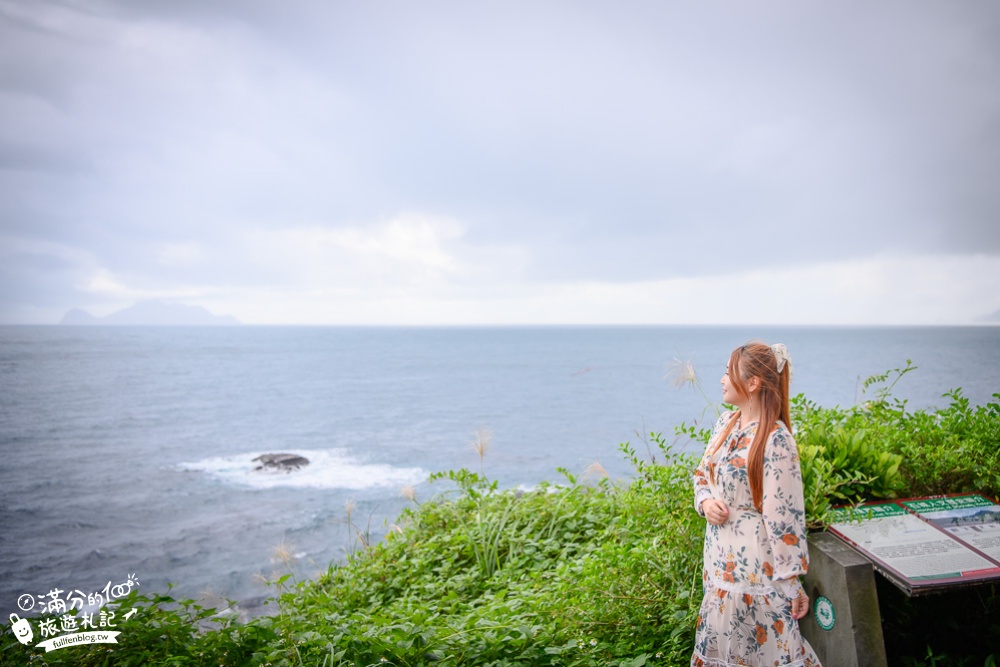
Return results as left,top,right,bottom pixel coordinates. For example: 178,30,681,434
737,405,761,426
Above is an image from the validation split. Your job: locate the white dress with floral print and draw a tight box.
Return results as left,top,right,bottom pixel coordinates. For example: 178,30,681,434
691,411,821,667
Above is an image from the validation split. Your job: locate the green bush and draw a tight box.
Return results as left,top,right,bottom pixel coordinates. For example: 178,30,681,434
793,363,1000,665
248,434,705,667
792,363,1000,528
2,365,998,667
0,586,275,667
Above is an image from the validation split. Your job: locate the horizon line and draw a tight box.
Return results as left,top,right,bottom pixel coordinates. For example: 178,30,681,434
4,322,999,329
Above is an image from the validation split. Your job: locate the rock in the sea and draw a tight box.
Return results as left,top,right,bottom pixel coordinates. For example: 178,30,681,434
252,453,310,472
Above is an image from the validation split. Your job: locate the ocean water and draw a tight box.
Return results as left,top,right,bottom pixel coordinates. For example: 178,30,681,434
1,325,998,618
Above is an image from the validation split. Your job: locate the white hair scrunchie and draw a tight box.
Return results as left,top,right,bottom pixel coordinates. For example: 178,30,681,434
771,343,791,375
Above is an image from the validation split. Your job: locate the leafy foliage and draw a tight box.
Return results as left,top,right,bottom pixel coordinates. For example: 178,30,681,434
1,364,998,667
792,362,1000,527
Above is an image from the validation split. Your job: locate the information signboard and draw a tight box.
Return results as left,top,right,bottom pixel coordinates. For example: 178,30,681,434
827,494,1000,596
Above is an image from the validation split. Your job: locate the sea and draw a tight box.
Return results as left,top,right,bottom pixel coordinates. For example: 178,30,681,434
1,325,998,619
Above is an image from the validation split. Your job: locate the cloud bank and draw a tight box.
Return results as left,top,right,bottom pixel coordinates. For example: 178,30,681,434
1,1,998,324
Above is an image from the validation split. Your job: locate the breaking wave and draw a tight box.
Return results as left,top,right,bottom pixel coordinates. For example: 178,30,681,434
176,448,427,490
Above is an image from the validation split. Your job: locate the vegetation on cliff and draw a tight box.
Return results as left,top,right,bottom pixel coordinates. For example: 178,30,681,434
2,364,998,666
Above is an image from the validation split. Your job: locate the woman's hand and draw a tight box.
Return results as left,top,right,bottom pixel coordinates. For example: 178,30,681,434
701,499,730,525
791,592,810,620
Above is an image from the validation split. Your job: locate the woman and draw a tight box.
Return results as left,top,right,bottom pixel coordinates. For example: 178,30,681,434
691,342,821,667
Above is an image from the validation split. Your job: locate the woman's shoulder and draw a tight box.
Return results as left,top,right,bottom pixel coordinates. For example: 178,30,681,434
709,410,739,434
772,419,792,436
765,420,797,452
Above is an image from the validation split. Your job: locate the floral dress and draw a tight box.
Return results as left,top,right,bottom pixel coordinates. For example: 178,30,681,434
691,412,821,667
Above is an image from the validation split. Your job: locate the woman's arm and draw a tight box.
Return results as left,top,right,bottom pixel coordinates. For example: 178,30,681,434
692,411,737,518
693,467,714,517
761,427,809,606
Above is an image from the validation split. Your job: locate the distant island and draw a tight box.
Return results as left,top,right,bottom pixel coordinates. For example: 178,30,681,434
60,301,240,326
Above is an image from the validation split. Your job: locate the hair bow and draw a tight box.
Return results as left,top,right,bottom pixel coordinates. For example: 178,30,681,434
771,343,791,375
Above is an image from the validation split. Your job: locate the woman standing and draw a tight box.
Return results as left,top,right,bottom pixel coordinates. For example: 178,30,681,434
691,342,821,667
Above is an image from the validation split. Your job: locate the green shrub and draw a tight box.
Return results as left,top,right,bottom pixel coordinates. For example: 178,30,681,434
0,587,275,667
2,365,998,667
792,363,1000,527
794,395,906,527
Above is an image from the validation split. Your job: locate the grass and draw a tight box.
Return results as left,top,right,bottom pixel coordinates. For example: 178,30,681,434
1,364,998,666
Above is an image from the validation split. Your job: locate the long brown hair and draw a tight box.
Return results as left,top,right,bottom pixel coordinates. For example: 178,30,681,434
713,342,792,512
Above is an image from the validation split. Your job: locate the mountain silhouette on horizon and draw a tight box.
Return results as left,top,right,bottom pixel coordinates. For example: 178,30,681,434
60,301,240,326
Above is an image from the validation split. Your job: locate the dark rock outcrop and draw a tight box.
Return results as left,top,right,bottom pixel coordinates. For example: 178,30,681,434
252,453,310,472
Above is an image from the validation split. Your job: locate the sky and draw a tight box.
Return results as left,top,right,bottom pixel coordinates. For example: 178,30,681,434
1,0,999,326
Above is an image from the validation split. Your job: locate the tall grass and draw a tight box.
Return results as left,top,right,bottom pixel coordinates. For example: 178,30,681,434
1,366,997,666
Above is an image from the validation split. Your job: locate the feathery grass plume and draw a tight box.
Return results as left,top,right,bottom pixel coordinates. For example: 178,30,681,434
472,427,492,466
583,460,610,482
271,539,297,567
399,484,417,502
265,539,302,604
196,588,227,613
666,356,721,419
343,498,357,555
666,357,698,387
343,498,375,555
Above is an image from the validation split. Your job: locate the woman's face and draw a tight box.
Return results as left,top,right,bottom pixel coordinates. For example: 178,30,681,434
720,365,740,406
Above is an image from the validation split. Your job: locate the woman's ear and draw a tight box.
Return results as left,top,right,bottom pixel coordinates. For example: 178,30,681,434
747,376,761,393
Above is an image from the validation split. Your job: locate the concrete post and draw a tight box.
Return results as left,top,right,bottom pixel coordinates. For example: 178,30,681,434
800,532,887,667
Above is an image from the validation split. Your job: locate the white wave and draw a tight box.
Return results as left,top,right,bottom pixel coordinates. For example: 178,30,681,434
176,448,427,490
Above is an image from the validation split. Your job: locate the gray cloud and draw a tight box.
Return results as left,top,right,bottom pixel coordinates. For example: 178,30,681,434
1,0,998,320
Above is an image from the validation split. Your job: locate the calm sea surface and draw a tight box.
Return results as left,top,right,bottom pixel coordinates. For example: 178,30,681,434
1,325,998,617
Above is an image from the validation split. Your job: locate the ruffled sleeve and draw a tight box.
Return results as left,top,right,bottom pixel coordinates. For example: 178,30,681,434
761,424,809,601
693,411,737,517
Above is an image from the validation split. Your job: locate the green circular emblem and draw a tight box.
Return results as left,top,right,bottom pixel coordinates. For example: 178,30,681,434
814,596,836,631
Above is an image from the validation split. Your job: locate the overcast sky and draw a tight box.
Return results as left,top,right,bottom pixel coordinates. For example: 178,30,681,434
1,1,998,325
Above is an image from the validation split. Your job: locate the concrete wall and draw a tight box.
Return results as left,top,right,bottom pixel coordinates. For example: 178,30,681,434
800,532,887,667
